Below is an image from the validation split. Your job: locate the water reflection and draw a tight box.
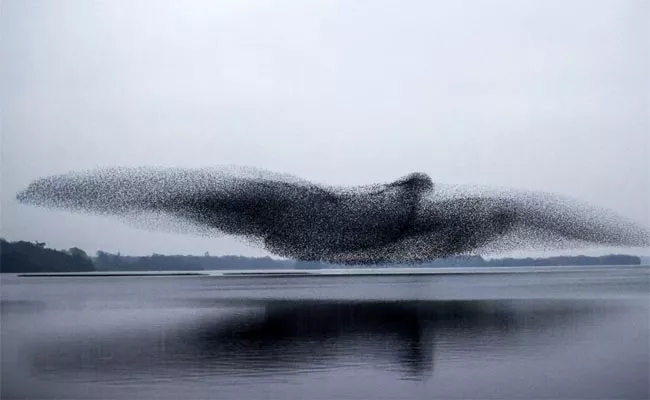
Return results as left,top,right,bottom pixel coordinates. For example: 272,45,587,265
194,301,436,378
29,299,611,381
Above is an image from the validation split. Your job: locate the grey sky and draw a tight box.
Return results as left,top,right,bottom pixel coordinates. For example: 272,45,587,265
1,0,648,257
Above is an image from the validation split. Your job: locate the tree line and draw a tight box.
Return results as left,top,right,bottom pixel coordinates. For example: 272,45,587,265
0,239,95,273
0,239,643,273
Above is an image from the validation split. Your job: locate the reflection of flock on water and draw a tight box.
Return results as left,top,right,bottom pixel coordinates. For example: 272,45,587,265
29,299,612,380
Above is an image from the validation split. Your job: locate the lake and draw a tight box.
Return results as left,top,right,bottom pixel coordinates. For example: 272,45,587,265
1,266,649,399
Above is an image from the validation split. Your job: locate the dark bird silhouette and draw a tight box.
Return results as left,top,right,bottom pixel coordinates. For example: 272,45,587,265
16,166,649,264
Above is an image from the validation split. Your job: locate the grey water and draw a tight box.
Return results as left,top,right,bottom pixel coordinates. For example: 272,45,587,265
1,266,649,399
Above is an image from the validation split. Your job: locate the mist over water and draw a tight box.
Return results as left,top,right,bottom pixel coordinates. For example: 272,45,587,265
2,268,649,399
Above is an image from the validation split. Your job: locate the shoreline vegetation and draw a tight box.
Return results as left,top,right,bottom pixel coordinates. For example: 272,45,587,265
0,238,644,274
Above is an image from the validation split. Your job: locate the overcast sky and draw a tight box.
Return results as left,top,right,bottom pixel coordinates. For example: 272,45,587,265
1,0,648,257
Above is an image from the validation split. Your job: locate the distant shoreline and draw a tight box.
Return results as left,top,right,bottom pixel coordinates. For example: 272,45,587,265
13,264,649,278
2,238,646,274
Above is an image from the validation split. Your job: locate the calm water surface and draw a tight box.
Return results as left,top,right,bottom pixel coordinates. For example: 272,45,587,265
2,267,649,399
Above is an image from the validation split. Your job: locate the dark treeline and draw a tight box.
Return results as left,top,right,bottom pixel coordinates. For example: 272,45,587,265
413,254,643,267
94,251,295,271
0,239,643,273
0,239,95,273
